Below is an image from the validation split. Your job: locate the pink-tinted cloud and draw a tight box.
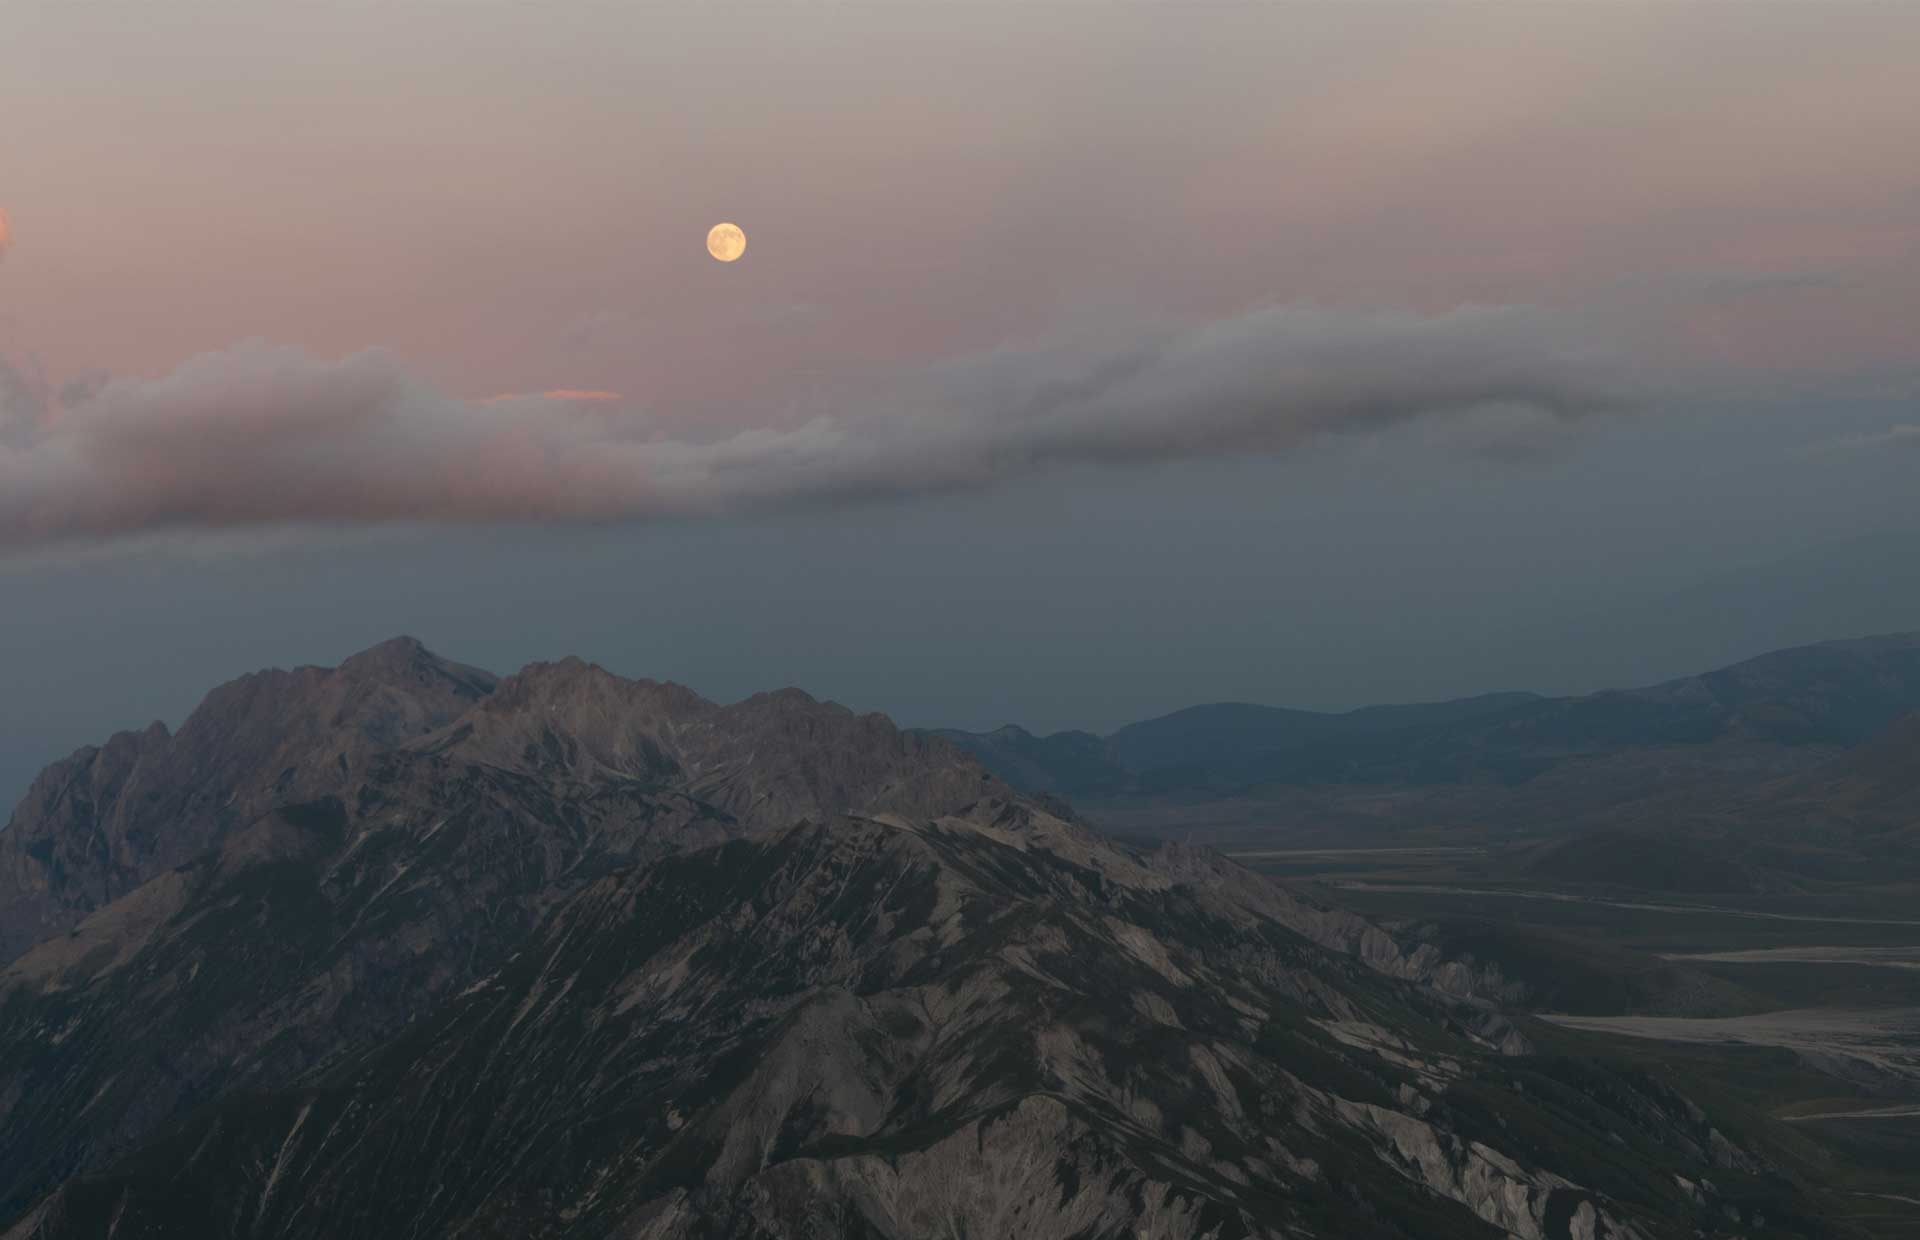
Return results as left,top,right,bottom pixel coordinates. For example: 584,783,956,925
0,209,12,261
540,389,622,403
479,389,624,405
0,305,1627,549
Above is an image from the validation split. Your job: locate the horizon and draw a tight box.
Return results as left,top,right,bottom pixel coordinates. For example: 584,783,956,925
6,3,1920,814
10,615,1919,819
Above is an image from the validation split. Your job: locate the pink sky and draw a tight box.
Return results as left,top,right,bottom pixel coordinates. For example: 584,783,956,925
4,5,1915,395
0,2,1916,549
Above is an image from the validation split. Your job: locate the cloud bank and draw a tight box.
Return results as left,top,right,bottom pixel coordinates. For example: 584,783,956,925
0,305,1627,550
1810,423,1920,456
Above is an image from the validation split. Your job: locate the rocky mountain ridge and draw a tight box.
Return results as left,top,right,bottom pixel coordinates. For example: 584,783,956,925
8,804,1740,1239
0,641,1854,1237
0,639,992,962
0,637,498,958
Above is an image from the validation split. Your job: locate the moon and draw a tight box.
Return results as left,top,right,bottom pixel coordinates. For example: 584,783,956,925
706,222,746,263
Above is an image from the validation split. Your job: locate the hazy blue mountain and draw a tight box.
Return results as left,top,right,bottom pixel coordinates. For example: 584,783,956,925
937,631,1920,797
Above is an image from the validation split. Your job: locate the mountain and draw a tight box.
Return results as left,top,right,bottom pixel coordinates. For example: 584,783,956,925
0,644,1001,1218
930,725,1132,797
0,641,991,964
0,640,1838,1238
0,636,499,960
938,631,1920,798
1776,711,1920,821
1491,704,1920,893
933,695,1542,800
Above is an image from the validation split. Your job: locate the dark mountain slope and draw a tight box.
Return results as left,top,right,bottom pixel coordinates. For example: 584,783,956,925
935,695,1543,799
1520,829,1765,895
0,644,1002,1217
5,805,1805,1240
1501,709,1920,890
1106,694,1544,775
1777,712,1920,818
930,725,1130,797
939,631,1920,798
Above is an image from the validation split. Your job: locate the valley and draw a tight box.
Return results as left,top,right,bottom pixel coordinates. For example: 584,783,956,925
932,634,1920,1235
1079,821,1920,1235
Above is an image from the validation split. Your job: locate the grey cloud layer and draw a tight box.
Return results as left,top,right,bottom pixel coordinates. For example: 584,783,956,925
0,305,1626,548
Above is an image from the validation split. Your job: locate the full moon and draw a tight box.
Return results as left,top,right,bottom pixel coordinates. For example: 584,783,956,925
706,222,746,263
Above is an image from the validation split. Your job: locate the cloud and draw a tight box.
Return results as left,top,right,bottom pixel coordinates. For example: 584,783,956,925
1806,423,1920,456
480,389,624,405
0,304,1630,550
1609,267,1860,304
0,208,10,260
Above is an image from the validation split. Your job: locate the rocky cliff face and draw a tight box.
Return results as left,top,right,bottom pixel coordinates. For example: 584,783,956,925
443,656,1000,830
0,640,1000,963
0,642,1831,1238
0,643,1009,1216
0,637,497,958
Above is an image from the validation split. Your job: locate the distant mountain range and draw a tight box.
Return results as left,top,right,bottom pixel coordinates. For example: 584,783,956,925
0,638,1842,1237
933,631,1920,799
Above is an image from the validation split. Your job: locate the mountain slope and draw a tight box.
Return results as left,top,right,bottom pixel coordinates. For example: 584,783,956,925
1777,711,1920,820
0,644,1001,1217
0,636,498,959
1106,694,1544,777
1499,707,1920,891
930,725,1131,797
0,640,1863,1237
939,631,1920,798
6,804,1802,1240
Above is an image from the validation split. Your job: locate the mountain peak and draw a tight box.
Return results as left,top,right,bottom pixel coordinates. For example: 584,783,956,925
334,636,499,698
428,661,995,832
0,640,500,960
338,634,430,670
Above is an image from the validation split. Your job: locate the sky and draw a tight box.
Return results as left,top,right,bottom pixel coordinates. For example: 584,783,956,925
3,3,1920,811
